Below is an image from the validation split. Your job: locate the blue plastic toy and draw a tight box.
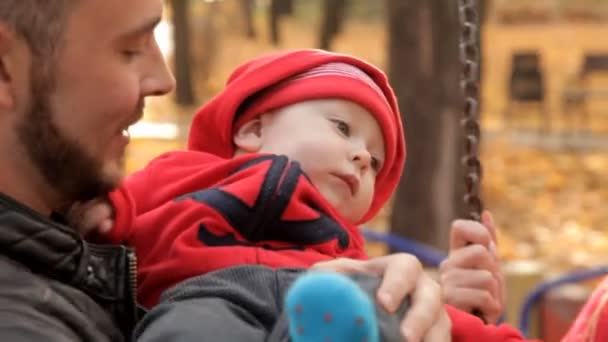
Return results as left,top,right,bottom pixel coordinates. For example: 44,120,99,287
285,271,379,342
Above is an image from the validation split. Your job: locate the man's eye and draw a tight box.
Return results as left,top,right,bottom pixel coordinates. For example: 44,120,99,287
122,50,142,60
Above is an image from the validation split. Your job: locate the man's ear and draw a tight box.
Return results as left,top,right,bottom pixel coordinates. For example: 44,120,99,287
233,117,264,153
0,24,15,111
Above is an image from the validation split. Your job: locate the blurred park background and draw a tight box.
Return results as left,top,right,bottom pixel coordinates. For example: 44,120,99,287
128,0,608,339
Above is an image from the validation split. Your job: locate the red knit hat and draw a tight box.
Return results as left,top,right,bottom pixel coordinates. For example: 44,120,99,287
188,49,406,223
233,62,391,132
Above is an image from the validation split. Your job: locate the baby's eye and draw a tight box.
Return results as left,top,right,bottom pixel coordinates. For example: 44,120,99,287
332,119,351,137
371,157,383,173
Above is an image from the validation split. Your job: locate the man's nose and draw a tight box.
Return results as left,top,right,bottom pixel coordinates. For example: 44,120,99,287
141,43,176,97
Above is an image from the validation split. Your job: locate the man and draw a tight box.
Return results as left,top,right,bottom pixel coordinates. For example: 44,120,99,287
0,0,173,340
0,1,449,341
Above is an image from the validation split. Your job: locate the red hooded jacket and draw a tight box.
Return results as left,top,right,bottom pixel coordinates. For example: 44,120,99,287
447,305,538,341
108,152,368,307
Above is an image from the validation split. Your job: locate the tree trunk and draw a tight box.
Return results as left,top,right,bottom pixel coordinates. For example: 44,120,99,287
387,0,463,250
269,0,293,45
194,1,220,90
269,0,281,45
170,0,196,106
240,0,257,39
319,0,348,50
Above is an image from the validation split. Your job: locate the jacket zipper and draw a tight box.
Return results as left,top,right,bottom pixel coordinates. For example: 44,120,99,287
127,249,138,309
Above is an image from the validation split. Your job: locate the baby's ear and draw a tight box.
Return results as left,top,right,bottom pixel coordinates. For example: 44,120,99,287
233,117,263,153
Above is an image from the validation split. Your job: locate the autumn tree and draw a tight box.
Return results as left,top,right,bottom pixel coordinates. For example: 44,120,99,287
170,0,196,105
319,0,348,50
387,0,466,250
269,0,293,45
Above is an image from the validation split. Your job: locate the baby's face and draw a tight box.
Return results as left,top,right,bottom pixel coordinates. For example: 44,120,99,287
258,99,385,223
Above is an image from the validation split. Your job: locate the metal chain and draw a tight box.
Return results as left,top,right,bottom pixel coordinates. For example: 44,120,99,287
458,0,488,324
458,0,483,222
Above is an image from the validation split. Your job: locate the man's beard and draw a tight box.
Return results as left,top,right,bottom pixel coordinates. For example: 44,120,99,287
16,63,117,207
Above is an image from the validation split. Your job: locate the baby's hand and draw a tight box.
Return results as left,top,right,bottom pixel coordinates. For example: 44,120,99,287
439,211,504,324
68,198,115,236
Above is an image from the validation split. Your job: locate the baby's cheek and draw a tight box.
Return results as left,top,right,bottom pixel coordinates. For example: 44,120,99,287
308,175,336,203
291,144,330,169
358,181,376,212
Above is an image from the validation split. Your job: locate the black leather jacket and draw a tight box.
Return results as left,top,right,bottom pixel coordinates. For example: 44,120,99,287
0,193,139,341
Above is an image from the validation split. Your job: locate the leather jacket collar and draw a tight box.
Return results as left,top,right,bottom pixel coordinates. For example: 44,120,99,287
0,192,139,337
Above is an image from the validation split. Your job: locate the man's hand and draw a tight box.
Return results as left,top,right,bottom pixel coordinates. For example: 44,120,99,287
439,211,505,324
67,198,115,236
313,253,451,342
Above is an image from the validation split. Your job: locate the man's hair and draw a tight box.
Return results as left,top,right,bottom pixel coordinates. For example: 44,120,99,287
0,1,77,58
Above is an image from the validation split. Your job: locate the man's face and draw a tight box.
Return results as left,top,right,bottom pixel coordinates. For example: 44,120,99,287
15,0,174,205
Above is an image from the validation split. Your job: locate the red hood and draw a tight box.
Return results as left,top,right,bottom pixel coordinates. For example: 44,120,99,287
188,49,406,223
